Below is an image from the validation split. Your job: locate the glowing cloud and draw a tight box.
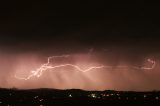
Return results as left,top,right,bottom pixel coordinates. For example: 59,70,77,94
15,54,155,81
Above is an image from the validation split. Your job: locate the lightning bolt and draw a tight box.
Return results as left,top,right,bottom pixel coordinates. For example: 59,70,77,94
141,59,156,70
14,55,105,80
133,58,156,70
14,55,156,81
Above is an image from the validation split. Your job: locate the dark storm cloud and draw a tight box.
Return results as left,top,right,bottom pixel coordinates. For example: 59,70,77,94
0,1,159,51
0,2,159,40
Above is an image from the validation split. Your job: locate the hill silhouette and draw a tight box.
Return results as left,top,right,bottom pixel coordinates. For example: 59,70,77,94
0,88,160,105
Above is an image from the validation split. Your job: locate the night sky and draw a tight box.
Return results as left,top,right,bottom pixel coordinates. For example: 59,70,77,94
0,1,160,90
0,1,159,54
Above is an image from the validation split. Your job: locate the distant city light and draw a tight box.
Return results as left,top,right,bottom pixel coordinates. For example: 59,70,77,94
144,95,147,98
69,94,72,97
90,94,96,98
34,96,39,99
155,97,159,100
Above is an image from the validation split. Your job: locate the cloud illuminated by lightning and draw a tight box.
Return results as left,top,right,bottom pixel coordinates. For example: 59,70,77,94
141,59,156,70
14,55,156,80
14,55,106,80
134,58,156,70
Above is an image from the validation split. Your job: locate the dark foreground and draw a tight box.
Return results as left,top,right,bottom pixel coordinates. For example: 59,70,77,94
0,88,160,106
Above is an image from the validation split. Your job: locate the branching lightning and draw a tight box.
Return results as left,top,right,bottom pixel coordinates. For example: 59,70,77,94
15,55,105,80
14,55,156,81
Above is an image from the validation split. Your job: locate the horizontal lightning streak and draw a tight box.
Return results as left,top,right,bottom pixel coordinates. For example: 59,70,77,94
14,55,156,80
15,55,106,80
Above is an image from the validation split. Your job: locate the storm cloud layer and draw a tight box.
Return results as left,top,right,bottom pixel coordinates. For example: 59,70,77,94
0,1,160,91
0,49,160,91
